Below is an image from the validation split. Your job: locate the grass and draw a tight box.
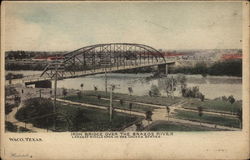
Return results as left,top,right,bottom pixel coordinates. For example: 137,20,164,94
5,121,32,132
86,91,182,106
174,110,240,128
55,103,144,131
5,103,17,115
146,121,228,131
70,90,182,106
63,94,160,113
15,99,143,132
184,98,242,114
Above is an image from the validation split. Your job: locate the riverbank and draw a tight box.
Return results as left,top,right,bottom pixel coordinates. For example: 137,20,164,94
62,90,242,129
6,84,242,132
169,60,242,77
5,59,242,77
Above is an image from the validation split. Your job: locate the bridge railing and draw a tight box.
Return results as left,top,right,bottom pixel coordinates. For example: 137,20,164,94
9,60,173,84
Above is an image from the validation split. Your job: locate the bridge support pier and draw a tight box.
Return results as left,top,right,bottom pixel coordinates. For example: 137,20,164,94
158,64,168,75
34,80,52,88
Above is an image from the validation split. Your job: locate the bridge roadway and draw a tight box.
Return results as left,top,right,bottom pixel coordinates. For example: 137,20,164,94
7,61,175,86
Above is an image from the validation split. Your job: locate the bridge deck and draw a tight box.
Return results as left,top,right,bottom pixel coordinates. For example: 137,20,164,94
6,61,175,85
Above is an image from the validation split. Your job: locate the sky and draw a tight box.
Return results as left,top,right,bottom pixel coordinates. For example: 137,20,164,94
4,1,242,51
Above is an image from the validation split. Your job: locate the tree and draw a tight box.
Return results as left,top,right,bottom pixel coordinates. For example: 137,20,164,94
94,85,98,91
128,87,133,96
71,108,90,131
201,73,207,78
228,95,235,104
145,111,153,125
62,88,68,98
80,83,84,90
197,106,203,126
228,95,235,115
129,103,133,116
97,95,101,101
166,106,170,121
192,86,199,98
222,96,227,101
77,91,83,99
236,108,242,129
14,95,21,104
200,94,205,102
135,121,143,131
148,90,152,97
163,77,177,98
150,85,161,97
15,97,54,128
176,74,187,88
5,86,18,97
120,99,124,106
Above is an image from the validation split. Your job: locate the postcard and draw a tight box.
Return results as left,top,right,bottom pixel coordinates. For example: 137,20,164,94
1,1,249,160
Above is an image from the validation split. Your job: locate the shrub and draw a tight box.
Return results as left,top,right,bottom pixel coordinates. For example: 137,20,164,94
5,121,17,132
150,85,161,97
77,91,83,99
15,98,54,128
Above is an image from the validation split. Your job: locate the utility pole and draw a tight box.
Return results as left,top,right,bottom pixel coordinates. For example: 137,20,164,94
171,76,174,99
108,84,120,122
109,85,113,122
53,57,58,131
36,89,43,98
105,67,107,95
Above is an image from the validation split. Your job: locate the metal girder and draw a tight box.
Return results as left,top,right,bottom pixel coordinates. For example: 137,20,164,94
41,43,166,78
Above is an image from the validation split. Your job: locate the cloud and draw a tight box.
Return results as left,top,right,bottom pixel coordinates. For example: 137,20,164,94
4,2,242,51
4,15,82,51
5,16,43,51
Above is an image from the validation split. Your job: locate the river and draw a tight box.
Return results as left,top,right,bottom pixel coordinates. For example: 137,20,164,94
6,71,242,100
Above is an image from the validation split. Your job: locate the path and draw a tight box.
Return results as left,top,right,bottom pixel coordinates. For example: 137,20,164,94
6,87,53,132
5,86,240,132
100,97,237,118
122,100,240,131
58,98,240,131
56,98,145,117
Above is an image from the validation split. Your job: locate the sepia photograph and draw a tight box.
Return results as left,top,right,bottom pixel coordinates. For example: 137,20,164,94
1,1,249,159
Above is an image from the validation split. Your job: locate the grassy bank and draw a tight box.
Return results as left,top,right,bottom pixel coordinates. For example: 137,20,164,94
5,121,32,132
83,90,182,106
169,60,242,77
145,121,228,131
184,98,242,114
57,104,143,131
174,110,240,128
63,94,160,113
15,98,143,131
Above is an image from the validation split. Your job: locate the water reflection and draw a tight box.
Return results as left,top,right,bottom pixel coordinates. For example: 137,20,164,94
6,71,242,100
56,73,242,100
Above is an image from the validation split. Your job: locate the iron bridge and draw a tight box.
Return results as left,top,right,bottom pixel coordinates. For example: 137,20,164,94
40,43,173,79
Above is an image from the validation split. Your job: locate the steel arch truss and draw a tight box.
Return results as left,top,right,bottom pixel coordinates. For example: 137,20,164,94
41,43,166,79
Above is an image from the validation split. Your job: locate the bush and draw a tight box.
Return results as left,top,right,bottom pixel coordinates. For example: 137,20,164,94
150,85,161,97
5,86,18,96
181,86,204,99
5,121,17,132
62,88,68,97
15,98,55,128
5,103,16,115
97,95,101,100
6,73,24,80
170,60,242,77
71,109,91,131
77,91,83,99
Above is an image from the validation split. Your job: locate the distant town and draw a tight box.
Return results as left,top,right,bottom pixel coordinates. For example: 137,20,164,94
5,49,242,63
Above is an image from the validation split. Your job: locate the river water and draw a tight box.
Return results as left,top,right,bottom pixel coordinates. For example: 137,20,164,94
6,71,242,100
